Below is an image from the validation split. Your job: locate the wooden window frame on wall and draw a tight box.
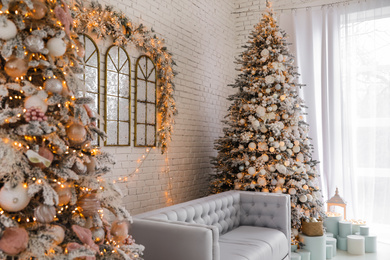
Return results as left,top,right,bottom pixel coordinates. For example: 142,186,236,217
80,34,100,146
104,45,131,146
135,55,157,147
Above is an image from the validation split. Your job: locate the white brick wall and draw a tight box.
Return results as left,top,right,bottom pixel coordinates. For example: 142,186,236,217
87,0,237,215
85,0,341,216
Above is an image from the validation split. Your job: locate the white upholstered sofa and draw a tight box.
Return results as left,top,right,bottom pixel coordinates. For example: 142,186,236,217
131,190,291,260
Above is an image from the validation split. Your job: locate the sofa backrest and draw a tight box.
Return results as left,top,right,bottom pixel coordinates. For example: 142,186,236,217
135,191,241,234
239,191,291,241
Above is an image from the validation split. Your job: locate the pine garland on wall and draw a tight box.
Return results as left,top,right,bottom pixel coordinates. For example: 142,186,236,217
211,2,326,243
73,1,178,154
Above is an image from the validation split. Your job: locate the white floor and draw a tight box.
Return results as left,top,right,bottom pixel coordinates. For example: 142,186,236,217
334,242,390,260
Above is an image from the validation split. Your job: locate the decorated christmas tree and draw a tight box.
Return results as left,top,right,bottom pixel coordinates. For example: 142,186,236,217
0,0,143,259
211,2,325,241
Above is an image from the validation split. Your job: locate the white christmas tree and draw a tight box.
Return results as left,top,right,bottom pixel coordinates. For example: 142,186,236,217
0,0,143,259
211,2,325,242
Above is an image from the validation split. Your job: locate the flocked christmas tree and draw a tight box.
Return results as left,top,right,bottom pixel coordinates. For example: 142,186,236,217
0,0,143,259
211,1,325,242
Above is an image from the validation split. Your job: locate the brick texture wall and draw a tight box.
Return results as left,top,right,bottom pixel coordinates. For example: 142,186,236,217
87,0,237,216
85,0,339,217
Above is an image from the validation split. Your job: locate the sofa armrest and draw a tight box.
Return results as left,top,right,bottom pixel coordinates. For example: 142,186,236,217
239,191,291,258
131,218,220,260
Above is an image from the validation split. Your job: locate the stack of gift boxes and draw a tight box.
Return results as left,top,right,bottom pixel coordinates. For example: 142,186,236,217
324,214,377,257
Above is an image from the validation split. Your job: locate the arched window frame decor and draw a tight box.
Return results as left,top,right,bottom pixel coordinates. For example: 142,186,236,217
80,34,100,145
135,55,157,147
75,3,178,154
104,45,131,146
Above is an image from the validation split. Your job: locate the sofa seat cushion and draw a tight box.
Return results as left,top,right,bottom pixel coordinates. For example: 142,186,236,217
219,226,288,260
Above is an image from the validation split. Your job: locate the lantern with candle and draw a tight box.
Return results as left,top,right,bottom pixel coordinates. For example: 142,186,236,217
327,188,347,219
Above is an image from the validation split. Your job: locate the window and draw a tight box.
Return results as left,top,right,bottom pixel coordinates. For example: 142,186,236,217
340,6,390,242
105,46,131,146
135,55,157,147
80,34,100,145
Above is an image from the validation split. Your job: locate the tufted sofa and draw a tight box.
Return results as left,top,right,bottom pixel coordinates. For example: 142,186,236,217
131,190,291,260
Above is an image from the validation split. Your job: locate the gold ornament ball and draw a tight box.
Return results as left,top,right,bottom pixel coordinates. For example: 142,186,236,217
66,122,87,146
45,225,65,245
54,182,72,206
34,204,56,223
5,57,29,78
31,0,48,20
0,19,17,40
0,182,30,212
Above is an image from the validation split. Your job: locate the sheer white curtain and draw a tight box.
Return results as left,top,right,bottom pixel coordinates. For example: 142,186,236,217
278,0,390,243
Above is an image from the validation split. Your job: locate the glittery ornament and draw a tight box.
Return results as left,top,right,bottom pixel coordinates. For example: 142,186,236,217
24,35,45,52
0,182,30,212
66,121,87,146
34,204,56,223
111,220,129,243
44,78,63,94
24,95,47,113
77,193,101,217
47,38,66,57
0,19,17,40
5,57,29,78
30,0,48,20
24,107,47,122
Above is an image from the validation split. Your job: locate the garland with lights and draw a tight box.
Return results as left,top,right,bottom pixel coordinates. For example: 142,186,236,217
0,0,144,259
211,2,325,244
72,1,178,154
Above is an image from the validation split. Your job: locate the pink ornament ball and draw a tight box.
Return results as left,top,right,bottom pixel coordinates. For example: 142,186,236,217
111,220,129,243
0,227,29,256
5,57,29,78
34,204,56,223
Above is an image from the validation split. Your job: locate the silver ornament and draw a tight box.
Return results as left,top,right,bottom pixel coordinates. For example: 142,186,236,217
44,78,63,94
24,35,44,53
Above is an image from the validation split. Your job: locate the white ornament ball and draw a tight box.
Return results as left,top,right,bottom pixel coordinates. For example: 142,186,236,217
44,78,63,94
289,188,296,195
237,173,243,179
297,153,304,162
248,142,256,150
293,146,301,153
245,161,250,166
271,179,278,185
269,137,274,142
239,166,244,171
276,155,282,160
24,95,48,113
261,154,269,162
250,156,256,161
0,19,17,40
47,38,67,57
268,165,276,172
292,228,299,237
248,167,256,175
257,177,267,186
299,195,308,203
239,119,246,125
256,106,266,117
259,169,266,175
252,120,260,128
0,183,30,212
278,178,285,185
278,55,284,62
306,194,313,201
